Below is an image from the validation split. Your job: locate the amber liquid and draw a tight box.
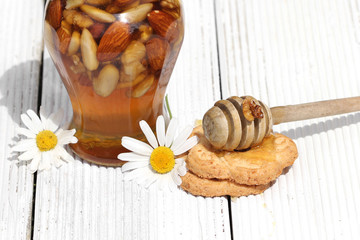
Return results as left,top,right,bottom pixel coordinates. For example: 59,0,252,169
44,0,184,166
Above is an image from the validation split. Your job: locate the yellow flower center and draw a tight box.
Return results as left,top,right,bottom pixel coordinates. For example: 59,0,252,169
36,130,58,152
150,146,175,174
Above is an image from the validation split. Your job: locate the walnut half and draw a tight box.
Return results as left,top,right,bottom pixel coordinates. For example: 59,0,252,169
242,96,264,121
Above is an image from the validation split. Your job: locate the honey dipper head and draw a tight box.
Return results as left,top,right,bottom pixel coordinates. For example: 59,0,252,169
202,96,273,151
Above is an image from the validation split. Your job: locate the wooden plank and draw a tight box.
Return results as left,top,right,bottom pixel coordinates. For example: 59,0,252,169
0,0,44,239
215,0,360,239
33,0,231,239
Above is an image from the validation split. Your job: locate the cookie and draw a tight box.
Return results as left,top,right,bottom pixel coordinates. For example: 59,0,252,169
186,126,298,185
181,171,271,197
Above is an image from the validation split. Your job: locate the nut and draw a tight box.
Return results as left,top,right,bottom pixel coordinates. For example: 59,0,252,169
114,0,137,7
117,71,146,88
89,23,106,41
63,9,94,28
105,4,122,14
93,64,120,97
56,25,72,54
97,21,132,62
121,41,146,65
123,61,146,80
160,0,180,10
46,0,62,29
146,37,169,71
70,54,86,73
242,97,264,122
131,74,155,98
80,4,116,23
147,10,179,43
120,3,153,24
123,0,140,10
66,0,84,9
139,24,153,42
81,28,99,71
67,31,81,55
85,0,112,5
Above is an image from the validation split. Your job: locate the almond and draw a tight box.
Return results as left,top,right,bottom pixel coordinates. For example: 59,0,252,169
66,0,84,9
97,21,132,62
68,31,81,55
147,10,179,43
93,64,120,97
57,25,72,54
114,0,137,7
89,23,106,41
81,28,99,71
80,4,116,23
46,0,63,29
146,37,170,71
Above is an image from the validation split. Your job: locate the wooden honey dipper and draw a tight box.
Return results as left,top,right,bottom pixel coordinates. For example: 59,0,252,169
202,96,360,151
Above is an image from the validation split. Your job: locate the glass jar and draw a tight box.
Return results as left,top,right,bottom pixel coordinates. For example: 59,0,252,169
44,0,184,166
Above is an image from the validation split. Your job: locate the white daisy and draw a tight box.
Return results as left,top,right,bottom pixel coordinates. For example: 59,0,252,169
12,107,78,173
118,115,198,191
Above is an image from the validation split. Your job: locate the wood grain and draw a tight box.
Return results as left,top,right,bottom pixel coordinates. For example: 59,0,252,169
33,0,231,239
215,0,360,239
0,1,44,239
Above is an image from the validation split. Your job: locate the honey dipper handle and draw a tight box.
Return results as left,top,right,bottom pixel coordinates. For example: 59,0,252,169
270,96,360,125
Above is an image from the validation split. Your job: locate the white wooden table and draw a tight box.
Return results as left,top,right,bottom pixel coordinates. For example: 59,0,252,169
1,0,360,239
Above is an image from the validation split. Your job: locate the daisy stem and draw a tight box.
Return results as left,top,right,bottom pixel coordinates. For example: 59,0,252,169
165,95,173,120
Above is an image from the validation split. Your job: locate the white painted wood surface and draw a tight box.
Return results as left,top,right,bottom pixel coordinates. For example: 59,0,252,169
215,0,360,239
2,0,360,239
0,0,44,239
33,0,231,240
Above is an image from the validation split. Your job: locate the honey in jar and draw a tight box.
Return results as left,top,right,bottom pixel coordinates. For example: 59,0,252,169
44,0,184,166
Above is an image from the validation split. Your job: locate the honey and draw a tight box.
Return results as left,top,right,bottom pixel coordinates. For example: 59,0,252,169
44,0,184,166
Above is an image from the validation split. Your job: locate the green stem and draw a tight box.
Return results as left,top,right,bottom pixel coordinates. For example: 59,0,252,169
165,95,173,120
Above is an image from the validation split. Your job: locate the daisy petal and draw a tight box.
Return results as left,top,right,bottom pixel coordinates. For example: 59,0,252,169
171,171,182,186
117,152,149,162
57,147,75,163
140,120,158,149
26,109,43,133
156,116,166,146
175,158,185,165
28,153,41,173
177,165,187,177
159,174,169,191
165,118,178,147
137,169,156,187
123,167,148,181
12,139,36,152
122,161,149,173
16,127,36,138
39,151,52,171
173,136,198,156
57,129,78,145
121,137,153,156
144,174,158,188
171,125,193,151
18,148,40,161
46,109,64,132
54,157,64,168
21,113,39,134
